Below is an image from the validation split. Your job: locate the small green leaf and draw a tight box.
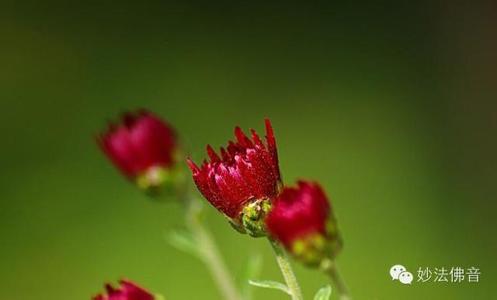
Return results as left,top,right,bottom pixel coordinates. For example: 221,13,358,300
313,285,332,300
240,254,263,300
166,229,199,258
248,280,290,295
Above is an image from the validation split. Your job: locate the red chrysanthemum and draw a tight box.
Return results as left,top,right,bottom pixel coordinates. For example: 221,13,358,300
266,181,332,249
187,119,281,220
93,280,154,300
97,110,177,178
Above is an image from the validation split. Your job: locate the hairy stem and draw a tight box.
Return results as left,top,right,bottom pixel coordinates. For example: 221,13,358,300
269,239,303,300
322,259,350,300
186,198,243,300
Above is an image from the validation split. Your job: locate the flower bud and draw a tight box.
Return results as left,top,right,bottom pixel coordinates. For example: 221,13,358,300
97,110,182,196
187,119,281,235
266,181,342,267
93,279,155,300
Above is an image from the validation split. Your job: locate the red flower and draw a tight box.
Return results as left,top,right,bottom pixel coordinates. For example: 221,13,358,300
187,119,281,221
97,110,176,178
266,181,341,264
93,280,154,300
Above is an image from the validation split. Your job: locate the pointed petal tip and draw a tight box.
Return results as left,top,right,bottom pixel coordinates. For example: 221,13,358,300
234,126,244,141
264,118,276,143
264,118,273,131
250,128,259,137
186,158,200,172
207,144,221,162
104,283,114,293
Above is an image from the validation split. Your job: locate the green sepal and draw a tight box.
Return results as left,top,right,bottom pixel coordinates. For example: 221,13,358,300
135,164,185,198
241,198,272,237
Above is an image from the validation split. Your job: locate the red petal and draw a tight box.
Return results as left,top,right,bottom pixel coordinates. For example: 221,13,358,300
207,145,220,163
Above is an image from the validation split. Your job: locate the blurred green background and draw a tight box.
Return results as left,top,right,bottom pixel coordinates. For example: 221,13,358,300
1,1,496,299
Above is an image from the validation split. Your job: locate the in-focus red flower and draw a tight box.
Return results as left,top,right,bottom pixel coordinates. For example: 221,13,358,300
93,279,154,300
187,119,281,234
97,110,179,193
266,180,341,266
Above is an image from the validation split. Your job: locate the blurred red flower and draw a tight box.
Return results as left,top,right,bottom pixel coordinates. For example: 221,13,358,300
97,110,176,178
93,280,154,300
266,181,341,265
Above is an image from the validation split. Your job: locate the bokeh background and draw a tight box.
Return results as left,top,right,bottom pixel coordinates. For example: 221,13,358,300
1,1,496,299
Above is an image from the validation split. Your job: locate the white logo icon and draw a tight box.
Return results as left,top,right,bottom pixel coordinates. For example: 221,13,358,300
390,264,406,280
390,264,413,285
399,271,413,284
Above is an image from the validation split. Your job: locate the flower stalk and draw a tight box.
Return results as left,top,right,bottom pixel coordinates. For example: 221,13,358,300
321,259,350,300
185,196,243,300
269,239,303,300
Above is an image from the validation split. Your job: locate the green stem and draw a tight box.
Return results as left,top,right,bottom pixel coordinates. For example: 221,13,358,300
185,198,243,300
321,259,350,300
269,239,303,300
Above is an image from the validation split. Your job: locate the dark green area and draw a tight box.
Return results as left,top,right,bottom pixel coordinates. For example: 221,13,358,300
1,1,496,299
